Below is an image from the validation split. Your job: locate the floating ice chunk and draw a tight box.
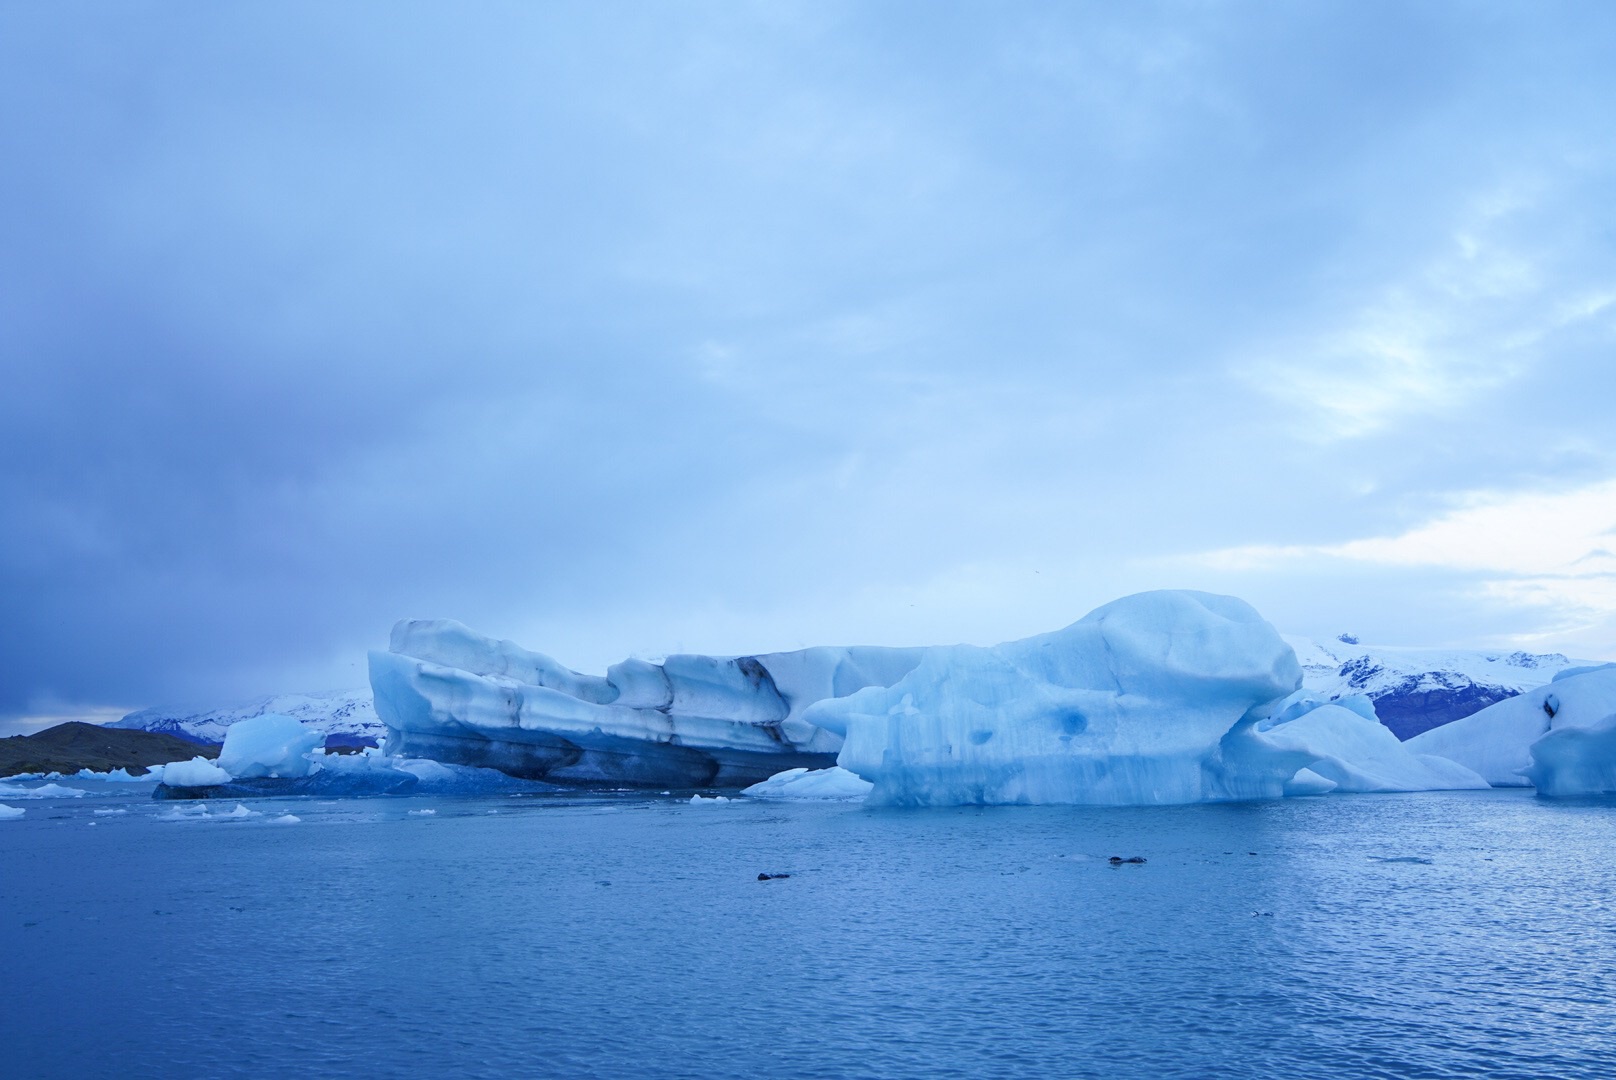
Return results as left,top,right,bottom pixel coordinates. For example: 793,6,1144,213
1260,704,1488,793
688,794,731,804
222,804,259,819
271,814,301,824
72,767,157,782
1521,714,1616,796
742,767,874,801
805,591,1311,806
0,782,91,799
160,802,212,819
156,757,231,788
0,804,23,819
407,808,436,816
1282,768,1337,796
93,808,128,815
1406,666,1616,787
216,714,323,779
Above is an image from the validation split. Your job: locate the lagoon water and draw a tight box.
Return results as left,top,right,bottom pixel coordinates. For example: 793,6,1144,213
3,786,1615,1079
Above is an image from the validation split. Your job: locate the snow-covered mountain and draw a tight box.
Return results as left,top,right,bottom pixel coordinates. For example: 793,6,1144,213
111,688,382,747
1286,635,1592,739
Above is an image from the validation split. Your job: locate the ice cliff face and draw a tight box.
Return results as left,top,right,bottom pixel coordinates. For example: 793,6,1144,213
370,620,925,788
1287,636,1585,739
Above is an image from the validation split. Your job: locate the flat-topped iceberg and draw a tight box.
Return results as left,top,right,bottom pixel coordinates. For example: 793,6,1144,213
370,620,924,787
742,766,874,801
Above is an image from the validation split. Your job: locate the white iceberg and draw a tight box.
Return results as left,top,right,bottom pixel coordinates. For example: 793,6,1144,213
73,767,157,782
0,804,23,819
155,757,232,788
1405,666,1616,795
370,619,923,788
0,782,91,799
215,713,323,779
1256,697,1487,793
742,766,874,801
803,591,1319,806
368,591,1555,805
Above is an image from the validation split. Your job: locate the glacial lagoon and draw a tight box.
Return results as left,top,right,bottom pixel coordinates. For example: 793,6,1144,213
4,785,1615,1079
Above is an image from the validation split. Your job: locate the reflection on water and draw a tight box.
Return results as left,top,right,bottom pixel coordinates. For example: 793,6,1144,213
3,787,1615,1079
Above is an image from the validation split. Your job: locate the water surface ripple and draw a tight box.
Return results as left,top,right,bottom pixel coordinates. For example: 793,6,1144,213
3,788,1614,1078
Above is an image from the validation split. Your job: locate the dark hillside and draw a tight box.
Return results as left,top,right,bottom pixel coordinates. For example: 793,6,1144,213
0,722,218,778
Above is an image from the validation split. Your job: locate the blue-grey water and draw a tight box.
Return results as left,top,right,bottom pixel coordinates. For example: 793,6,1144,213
3,786,1615,1079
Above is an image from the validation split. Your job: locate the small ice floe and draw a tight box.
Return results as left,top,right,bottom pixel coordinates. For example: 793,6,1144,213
0,804,25,820
270,814,301,824
222,804,259,819
0,782,90,799
688,794,731,805
741,767,872,801
92,808,128,816
159,803,212,820
407,808,436,816
74,768,156,783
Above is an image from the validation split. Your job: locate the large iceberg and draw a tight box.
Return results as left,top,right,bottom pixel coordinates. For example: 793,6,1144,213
805,591,1331,806
370,620,924,787
368,592,1564,805
1404,666,1616,794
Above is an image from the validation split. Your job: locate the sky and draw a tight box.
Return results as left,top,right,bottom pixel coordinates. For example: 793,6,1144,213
3,1,1615,733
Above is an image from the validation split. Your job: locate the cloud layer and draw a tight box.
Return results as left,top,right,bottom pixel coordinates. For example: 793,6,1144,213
3,2,1615,724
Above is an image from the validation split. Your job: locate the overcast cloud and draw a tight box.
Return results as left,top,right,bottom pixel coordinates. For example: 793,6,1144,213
3,1,1615,731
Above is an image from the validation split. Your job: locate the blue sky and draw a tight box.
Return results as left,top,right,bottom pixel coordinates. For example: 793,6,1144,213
3,1,1615,731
